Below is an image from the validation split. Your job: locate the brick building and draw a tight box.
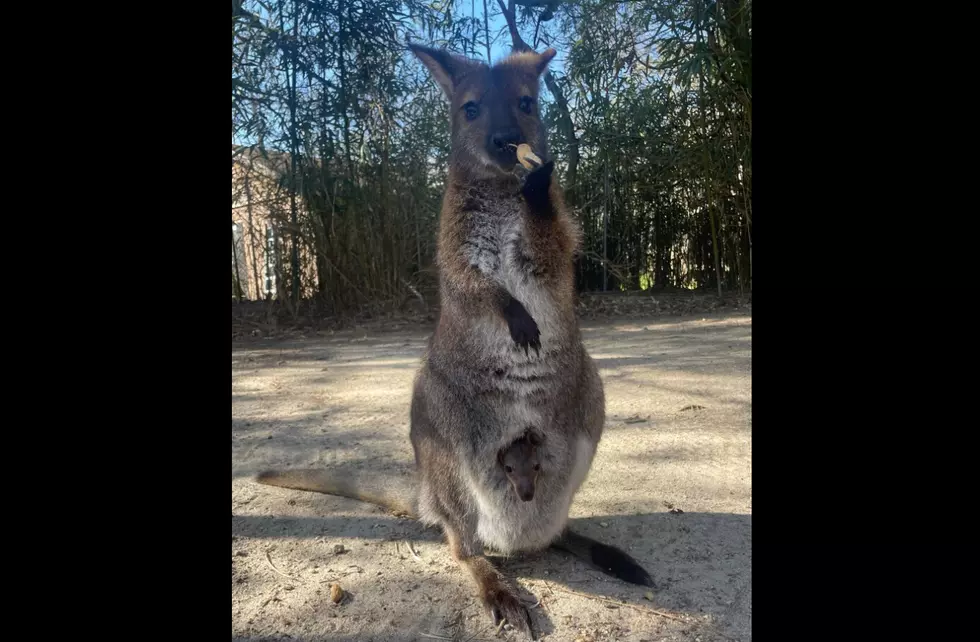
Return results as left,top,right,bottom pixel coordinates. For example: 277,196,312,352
231,146,318,300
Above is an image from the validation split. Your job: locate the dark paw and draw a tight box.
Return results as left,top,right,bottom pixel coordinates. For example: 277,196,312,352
486,587,535,639
503,297,540,356
591,542,655,587
521,160,555,217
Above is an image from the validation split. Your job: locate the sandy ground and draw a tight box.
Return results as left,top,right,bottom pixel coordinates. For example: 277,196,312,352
232,311,751,642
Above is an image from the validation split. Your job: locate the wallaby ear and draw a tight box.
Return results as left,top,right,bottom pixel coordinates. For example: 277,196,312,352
535,48,557,75
409,44,474,98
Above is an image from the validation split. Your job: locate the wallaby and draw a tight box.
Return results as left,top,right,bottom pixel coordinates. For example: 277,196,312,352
255,44,652,639
498,431,542,502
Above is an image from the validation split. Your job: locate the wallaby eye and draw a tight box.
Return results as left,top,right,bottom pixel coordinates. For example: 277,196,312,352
533,464,540,471
463,101,480,120
519,96,534,114
505,465,513,473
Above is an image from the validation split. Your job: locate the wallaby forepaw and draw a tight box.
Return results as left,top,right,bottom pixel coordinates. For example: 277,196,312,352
503,297,541,357
486,587,535,639
522,159,554,191
591,542,655,587
521,160,555,217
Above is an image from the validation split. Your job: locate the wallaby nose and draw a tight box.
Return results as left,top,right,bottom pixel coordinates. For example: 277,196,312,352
491,128,521,150
519,484,534,502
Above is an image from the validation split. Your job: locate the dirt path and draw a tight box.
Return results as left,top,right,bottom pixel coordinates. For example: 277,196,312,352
232,312,751,642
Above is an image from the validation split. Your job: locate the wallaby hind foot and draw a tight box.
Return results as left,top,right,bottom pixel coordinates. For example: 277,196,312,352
446,528,536,639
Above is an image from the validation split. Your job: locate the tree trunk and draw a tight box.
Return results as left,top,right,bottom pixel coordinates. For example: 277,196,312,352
471,0,477,58
495,0,579,194
244,173,261,300
482,0,492,64
602,158,609,292
232,225,243,300
337,0,355,182
282,2,301,303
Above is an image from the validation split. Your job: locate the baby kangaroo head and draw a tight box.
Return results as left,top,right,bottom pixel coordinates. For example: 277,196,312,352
497,431,543,502
408,44,557,177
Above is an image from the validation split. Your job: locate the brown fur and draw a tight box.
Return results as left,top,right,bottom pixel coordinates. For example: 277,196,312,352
255,45,652,641
498,432,542,502
407,44,611,640
426,45,582,372
446,527,533,632
254,469,416,517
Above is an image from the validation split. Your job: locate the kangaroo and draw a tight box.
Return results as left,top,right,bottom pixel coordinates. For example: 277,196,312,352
255,45,652,639
498,431,542,502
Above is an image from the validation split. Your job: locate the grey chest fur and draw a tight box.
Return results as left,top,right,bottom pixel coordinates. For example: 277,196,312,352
459,191,527,283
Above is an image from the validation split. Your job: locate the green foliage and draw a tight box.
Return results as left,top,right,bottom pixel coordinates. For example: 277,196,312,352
555,0,752,292
231,0,751,309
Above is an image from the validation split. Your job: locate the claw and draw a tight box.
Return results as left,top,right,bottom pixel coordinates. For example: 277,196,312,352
484,587,534,640
503,296,541,359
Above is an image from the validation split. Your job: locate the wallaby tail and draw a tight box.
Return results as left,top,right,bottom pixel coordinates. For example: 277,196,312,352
255,468,418,518
552,528,654,587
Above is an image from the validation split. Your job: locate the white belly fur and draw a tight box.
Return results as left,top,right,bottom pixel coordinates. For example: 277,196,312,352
468,435,595,553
